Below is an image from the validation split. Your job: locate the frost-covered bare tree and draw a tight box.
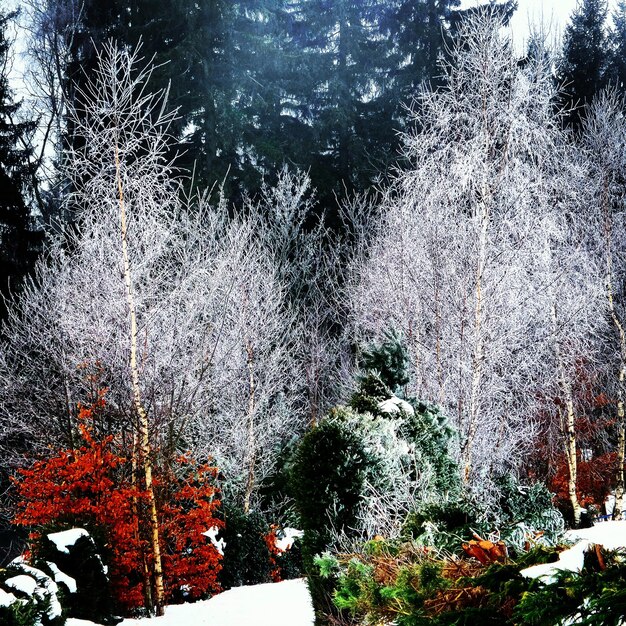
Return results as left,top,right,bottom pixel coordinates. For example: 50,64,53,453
526,178,607,525
348,10,606,502
18,0,85,219
244,167,344,426
582,90,626,518
0,43,304,524
180,207,302,513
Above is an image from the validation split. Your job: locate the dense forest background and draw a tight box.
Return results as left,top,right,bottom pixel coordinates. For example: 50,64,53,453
3,0,626,304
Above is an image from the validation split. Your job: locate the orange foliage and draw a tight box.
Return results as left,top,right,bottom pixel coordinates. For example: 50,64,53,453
526,357,619,519
461,538,507,565
12,393,222,612
264,524,282,583
549,450,617,511
159,455,223,601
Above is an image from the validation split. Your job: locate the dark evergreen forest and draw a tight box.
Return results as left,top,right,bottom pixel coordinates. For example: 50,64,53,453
2,0,517,309
3,0,626,309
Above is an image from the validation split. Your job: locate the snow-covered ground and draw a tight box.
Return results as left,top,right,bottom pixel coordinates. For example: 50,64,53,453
66,578,314,626
32,522,626,625
521,520,626,582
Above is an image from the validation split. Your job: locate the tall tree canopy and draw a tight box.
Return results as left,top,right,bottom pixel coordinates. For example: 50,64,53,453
607,0,626,90
26,0,483,225
0,10,37,320
561,0,609,128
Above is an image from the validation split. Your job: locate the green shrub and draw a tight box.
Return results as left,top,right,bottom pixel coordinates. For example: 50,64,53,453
513,549,626,626
289,420,368,567
333,558,376,613
489,474,565,555
0,597,42,626
321,535,626,626
0,562,65,626
399,400,460,497
358,328,410,393
289,419,368,624
349,372,390,415
403,474,564,557
218,506,272,589
293,330,462,622
403,501,478,552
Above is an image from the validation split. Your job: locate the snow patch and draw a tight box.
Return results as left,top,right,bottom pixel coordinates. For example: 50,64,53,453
0,588,20,608
4,574,38,596
564,520,626,550
378,396,415,416
521,541,590,583
275,528,303,552
47,528,90,554
202,526,226,556
521,521,626,583
47,561,78,593
66,578,314,626
10,557,63,619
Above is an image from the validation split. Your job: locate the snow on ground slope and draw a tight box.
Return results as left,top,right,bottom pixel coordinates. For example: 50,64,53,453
521,520,626,582
67,578,314,626
564,519,626,550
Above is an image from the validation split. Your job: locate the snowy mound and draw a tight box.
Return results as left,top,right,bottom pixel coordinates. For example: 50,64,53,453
521,520,626,583
67,578,314,626
47,528,91,554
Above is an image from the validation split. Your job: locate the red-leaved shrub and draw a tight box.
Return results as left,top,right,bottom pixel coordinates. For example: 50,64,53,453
12,393,222,612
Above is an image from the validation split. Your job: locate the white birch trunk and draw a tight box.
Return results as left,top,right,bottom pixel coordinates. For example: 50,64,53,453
115,145,165,616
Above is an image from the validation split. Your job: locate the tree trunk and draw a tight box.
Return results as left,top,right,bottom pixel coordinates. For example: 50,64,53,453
131,432,153,613
603,187,626,519
462,192,488,482
552,302,582,527
115,145,165,616
243,340,256,514
616,419,626,519
607,269,626,518
562,397,582,527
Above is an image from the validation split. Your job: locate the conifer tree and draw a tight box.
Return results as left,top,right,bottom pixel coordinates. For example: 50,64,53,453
0,10,37,320
384,0,461,100
561,0,609,129
288,0,389,213
608,0,626,90
358,328,410,394
90,0,295,200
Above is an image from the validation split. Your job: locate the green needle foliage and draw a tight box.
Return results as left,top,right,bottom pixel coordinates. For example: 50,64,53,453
323,539,626,626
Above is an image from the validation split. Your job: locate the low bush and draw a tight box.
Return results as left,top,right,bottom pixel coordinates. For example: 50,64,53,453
217,508,303,589
403,475,564,557
319,537,626,626
0,561,65,626
218,507,273,589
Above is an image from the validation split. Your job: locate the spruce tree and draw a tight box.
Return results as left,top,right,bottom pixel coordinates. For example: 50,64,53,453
561,0,609,129
448,0,517,34
358,328,410,394
608,0,626,90
0,10,37,320
383,0,461,103
287,0,392,221
117,0,295,200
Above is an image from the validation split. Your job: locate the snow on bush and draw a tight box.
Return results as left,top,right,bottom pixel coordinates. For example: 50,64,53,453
0,557,64,624
47,529,89,555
